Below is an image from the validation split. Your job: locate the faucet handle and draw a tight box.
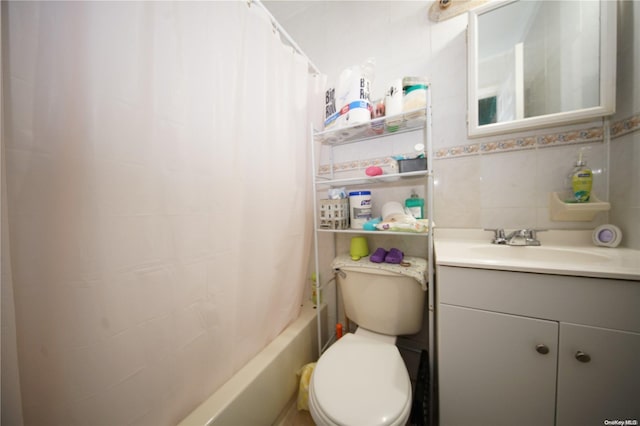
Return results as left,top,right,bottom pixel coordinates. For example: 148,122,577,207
515,228,547,246
527,229,547,239
484,227,504,233
485,228,506,244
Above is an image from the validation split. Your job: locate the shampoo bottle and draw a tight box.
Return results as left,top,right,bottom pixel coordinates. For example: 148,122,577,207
565,147,593,203
405,190,425,219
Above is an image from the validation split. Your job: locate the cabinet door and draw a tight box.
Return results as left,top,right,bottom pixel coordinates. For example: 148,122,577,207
557,323,640,425
438,304,558,426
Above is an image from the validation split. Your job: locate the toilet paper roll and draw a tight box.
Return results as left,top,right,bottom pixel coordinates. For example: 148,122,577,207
381,201,405,221
592,224,622,248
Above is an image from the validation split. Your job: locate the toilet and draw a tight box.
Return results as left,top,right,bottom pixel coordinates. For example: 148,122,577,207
309,254,427,426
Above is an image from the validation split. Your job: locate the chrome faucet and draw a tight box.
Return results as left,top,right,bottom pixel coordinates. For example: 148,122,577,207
486,228,546,246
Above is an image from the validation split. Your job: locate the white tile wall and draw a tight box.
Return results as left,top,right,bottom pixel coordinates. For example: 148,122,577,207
610,131,640,248
433,155,482,228
609,0,640,249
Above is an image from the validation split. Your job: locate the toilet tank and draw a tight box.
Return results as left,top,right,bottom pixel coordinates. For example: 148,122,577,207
337,264,426,336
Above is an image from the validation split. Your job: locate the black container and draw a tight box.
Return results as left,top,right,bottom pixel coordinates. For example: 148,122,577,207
398,157,427,173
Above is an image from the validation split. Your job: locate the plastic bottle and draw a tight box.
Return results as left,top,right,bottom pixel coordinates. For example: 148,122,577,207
310,272,321,306
385,78,403,132
405,190,425,219
336,323,343,339
565,147,593,203
402,76,428,112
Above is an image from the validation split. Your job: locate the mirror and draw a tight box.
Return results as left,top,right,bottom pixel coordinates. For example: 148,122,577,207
467,0,616,138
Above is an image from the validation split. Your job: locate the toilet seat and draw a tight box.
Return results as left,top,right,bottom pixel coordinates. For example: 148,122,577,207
309,333,412,426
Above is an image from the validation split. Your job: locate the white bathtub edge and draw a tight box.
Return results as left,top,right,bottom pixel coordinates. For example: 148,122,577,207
178,302,322,426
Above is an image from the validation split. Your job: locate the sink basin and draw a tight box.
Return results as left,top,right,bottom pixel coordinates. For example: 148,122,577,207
469,245,612,264
435,229,640,280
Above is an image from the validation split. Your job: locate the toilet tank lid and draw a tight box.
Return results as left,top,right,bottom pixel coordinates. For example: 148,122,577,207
331,254,427,291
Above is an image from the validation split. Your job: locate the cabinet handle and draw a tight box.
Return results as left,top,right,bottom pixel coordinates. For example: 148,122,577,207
535,344,550,355
575,351,591,363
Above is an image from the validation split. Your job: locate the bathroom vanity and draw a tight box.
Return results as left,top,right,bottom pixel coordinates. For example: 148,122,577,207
435,229,640,426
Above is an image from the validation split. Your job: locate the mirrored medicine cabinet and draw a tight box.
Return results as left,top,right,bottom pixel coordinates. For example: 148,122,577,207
467,0,617,138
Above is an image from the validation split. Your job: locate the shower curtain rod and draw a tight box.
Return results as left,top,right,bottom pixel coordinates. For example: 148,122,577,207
250,0,322,75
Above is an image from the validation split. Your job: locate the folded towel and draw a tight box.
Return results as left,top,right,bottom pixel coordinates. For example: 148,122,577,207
331,254,428,291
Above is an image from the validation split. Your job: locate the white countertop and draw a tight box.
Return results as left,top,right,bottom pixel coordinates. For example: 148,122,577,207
434,228,640,281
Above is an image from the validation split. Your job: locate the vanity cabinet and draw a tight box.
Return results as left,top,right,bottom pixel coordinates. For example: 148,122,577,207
439,304,558,425
556,323,640,426
437,266,640,426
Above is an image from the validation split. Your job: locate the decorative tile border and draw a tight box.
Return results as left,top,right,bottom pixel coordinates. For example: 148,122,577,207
318,153,413,176
317,112,640,173
435,126,605,159
610,113,640,139
435,112,640,160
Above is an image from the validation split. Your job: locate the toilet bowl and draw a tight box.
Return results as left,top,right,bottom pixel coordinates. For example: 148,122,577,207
309,329,412,426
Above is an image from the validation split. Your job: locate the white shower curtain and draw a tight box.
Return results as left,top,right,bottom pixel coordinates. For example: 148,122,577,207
2,1,317,424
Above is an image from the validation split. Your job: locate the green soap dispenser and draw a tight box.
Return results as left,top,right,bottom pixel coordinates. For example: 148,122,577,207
405,190,425,219
565,147,593,203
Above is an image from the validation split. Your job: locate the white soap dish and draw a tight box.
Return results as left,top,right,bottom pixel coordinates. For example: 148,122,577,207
549,192,610,222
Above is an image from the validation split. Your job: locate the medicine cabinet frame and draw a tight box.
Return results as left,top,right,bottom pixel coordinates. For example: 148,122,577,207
467,0,617,138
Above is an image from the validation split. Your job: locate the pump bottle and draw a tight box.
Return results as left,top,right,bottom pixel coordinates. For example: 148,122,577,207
565,147,593,203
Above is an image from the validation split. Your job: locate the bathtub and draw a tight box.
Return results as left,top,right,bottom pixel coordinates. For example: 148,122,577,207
178,302,325,426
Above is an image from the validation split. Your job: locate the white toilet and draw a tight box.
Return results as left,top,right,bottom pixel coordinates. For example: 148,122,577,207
309,254,427,426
